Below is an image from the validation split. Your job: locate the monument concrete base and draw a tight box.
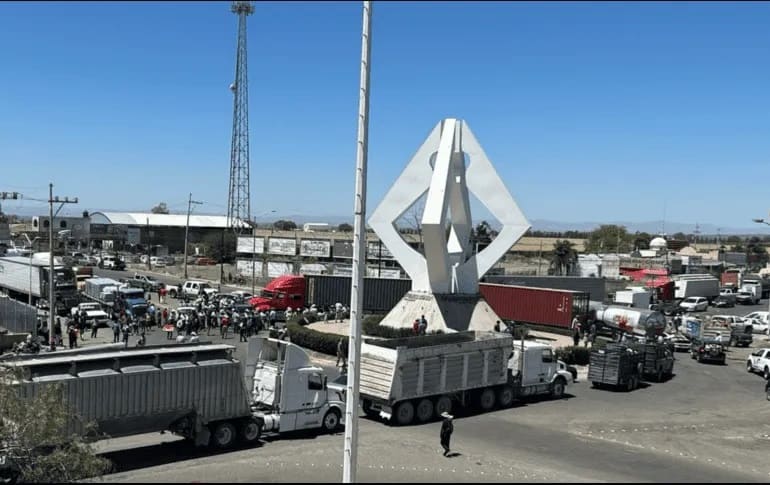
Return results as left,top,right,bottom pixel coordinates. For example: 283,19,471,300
377,291,502,333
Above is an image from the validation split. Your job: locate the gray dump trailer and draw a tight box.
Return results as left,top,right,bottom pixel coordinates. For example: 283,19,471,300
358,331,572,425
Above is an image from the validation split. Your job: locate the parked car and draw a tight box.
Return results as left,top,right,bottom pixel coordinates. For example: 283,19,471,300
713,294,735,308
679,296,708,312
150,256,166,267
746,348,770,379
743,311,770,334
736,291,755,305
711,315,744,328
98,255,125,270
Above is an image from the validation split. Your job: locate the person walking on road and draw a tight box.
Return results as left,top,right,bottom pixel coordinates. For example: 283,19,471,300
440,412,454,456
336,338,347,372
112,321,121,343
91,318,98,339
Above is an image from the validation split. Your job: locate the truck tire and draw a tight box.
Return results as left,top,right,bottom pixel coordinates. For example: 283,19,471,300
764,367,769,380
211,421,237,449
551,378,566,399
478,388,496,411
239,419,261,444
497,385,515,408
434,396,452,418
322,409,341,433
415,399,434,423
394,401,415,426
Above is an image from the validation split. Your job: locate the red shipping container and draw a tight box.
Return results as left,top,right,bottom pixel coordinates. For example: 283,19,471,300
479,283,589,329
721,271,739,288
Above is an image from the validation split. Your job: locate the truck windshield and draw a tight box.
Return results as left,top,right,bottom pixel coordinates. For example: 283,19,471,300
261,289,275,298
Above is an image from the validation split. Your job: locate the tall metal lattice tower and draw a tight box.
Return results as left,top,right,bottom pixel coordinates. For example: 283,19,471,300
227,1,254,231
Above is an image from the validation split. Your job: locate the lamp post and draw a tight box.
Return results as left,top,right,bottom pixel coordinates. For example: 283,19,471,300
28,237,41,340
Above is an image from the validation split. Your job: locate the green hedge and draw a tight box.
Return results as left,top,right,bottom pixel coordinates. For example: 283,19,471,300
286,323,346,356
554,346,592,366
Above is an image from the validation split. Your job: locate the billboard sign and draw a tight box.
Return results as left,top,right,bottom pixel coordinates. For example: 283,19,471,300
300,239,331,258
237,236,264,254
126,227,140,245
333,240,354,259
366,241,394,260
269,238,296,256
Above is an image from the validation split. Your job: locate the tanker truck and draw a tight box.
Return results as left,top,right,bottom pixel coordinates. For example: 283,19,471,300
593,305,667,338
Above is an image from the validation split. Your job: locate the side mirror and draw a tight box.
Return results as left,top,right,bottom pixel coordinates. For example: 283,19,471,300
323,376,328,389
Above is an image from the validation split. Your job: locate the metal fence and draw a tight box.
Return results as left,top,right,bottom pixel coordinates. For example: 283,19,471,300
0,296,37,334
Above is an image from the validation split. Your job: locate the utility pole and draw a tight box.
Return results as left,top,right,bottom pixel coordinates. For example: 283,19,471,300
47,183,78,351
251,218,257,294
183,193,203,279
146,217,151,271
344,1,372,482
537,239,543,276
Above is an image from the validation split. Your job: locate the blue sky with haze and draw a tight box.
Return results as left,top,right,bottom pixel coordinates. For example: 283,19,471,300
1,1,769,231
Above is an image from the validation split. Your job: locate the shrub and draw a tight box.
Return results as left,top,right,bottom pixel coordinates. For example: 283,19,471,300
554,346,592,366
362,315,445,338
286,323,346,356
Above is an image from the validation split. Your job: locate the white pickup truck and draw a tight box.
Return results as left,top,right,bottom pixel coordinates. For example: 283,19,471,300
164,280,218,299
70,302,110,327
747,348,770,379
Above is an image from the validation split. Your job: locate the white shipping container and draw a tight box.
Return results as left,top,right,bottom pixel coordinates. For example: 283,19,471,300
0,256,45,297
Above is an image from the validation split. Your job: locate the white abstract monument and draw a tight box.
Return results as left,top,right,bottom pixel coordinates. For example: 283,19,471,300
369,118,530,332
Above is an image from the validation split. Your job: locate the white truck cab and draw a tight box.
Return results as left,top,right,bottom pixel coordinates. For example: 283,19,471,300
510,340,574,398
245,337,344,434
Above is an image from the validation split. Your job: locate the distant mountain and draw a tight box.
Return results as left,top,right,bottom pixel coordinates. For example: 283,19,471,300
528,219,767,236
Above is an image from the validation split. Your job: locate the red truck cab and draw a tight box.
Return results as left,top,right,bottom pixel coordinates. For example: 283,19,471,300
249,275,306,312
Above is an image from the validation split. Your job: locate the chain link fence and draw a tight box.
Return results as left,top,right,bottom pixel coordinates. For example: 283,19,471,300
0,296,38,334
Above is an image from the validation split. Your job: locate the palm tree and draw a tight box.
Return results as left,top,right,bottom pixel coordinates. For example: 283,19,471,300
550,239,577,276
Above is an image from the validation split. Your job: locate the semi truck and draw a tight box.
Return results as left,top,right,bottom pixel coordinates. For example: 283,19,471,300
0,255,78,315
593,305,667,337
0,339,345,482
740,279,763,305
613,288,652,308
672,275,719,301
356,331,572,426
82,278,148,319
478,284,590,330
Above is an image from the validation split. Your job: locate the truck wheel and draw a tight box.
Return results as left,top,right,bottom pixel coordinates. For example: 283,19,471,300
764,367,770,380
415,399,433,423
434,396,452,418
478,388,496,411
497,385,515,408
239,419,261,444
551,378,566,399
210,421,237,449
322,409,341,433
169,289,177,299
394,401,415,426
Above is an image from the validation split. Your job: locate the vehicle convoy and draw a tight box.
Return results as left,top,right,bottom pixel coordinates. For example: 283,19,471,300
592,305,667,337
589,344,643,391
356,331,572,426
0,339,345,482
746,348,770,379
0,255,78,314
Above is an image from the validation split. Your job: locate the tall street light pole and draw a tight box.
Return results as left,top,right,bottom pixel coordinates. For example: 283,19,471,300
28,237,41,339
183,193,203,279
344,1,372,482
48,183,78,351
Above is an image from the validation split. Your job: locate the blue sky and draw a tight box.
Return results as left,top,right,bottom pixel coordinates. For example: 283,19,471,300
1,1,769,231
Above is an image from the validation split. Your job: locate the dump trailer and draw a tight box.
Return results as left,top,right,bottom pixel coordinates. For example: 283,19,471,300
82,277,120,307
588,344,643,391
358,331,571,426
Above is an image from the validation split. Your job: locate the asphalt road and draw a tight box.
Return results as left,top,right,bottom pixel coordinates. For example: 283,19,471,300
93,267,251,300
88,302,770,483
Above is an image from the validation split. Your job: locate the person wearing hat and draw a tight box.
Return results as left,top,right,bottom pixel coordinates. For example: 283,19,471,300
439,411,454,456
